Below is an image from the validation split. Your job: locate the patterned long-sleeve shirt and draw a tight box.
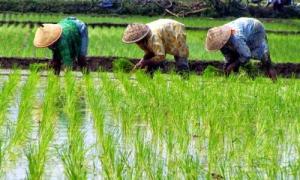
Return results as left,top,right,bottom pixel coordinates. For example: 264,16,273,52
145,19,189,61
51,18,81,67
222,18,269,64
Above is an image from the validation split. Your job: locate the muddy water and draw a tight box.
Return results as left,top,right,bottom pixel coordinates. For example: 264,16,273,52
0,73,99,179
0,71,202,179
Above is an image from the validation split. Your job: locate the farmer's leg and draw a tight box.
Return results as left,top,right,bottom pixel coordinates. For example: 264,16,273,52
224,52,241,74
261,52,277,81
51,51,62,75
145,59,166,76
78,56,89,74
174,29,190,76
174,56,189,78
251,26,277,81
69,17,89,72
52,58,61,75
221,45,240,75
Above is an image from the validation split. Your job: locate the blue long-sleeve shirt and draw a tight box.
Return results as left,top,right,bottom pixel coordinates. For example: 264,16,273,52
221,18,269,64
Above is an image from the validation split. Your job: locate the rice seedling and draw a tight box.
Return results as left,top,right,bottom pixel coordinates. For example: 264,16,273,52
26,72,60,180
0,70,20,127
60,71,87,179
0,70,20,173
4,70,39,160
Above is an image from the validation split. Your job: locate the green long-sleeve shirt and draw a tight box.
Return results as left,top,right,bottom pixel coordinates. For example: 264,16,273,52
51,18,81,67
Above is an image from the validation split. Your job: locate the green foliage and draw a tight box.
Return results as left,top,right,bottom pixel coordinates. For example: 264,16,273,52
113,58,134,72
0,71,20,127
6,70,39,159
27,72,59,180
60,72,87,180
202,65,222,77
0,70,298,178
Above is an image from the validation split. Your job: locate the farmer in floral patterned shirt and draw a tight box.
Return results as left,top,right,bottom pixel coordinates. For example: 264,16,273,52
205,17,277,81
33,17,88,75
122,19,189,75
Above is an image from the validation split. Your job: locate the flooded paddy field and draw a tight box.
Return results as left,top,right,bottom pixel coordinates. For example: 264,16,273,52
0,70,299,179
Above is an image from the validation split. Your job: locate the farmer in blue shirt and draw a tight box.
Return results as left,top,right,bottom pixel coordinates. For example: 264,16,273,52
205,17,277,81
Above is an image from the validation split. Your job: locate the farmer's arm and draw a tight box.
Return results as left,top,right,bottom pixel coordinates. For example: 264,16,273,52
57,40,73,68
134,41,165,69
231,36,251,64
220,46,235,62
51,50,62,75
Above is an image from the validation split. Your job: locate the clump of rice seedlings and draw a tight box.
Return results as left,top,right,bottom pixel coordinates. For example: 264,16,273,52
99,134,122,179
85,75,132,178
113,72,139,137
113,58,134,72
0,70,20,173
133,128,165,179
0,70,20,127
26,72,59,180
60,72,87,179
99,72,123,120
5,70,39,159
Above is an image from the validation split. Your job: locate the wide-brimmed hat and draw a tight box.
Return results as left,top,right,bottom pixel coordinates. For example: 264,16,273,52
205,25,232,52
33,24,63,48
122,23,150,44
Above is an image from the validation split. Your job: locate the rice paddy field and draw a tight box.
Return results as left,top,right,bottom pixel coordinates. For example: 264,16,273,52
0,13,299,179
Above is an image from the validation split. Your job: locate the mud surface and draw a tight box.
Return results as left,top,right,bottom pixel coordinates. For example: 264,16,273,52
0,56,300,78
0,20,299,35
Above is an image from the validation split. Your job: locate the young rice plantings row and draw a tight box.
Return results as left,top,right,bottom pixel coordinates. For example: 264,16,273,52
0,70,298,178
0,25,300,62
1,13,300,32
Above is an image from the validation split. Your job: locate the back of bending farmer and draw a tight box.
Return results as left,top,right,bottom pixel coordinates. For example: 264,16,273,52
122,19,190,74
33,17,88,75
205,17,277,81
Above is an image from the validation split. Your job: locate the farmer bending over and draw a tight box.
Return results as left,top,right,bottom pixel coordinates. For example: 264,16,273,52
122,19,189,75
205,17,277,81
33,17,88,75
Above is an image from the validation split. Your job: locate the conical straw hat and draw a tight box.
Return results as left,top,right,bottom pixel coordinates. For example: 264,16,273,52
122,23,150,44
205,25,232,52
33,24,63,48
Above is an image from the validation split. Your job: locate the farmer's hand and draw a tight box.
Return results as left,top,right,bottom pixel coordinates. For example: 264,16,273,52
133,59,147,71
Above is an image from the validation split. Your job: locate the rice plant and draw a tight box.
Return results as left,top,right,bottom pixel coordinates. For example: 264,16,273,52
60,72,87,180
0,70,20,127
0,70,20,173
5,70,39,160
26,72,60,180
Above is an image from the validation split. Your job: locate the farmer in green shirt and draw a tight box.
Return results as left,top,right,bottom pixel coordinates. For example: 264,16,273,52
33,17,89,75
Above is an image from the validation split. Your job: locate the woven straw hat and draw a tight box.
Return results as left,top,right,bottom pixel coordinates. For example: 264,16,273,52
205,25,232,52
33,24,63,48
122,23,150,44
